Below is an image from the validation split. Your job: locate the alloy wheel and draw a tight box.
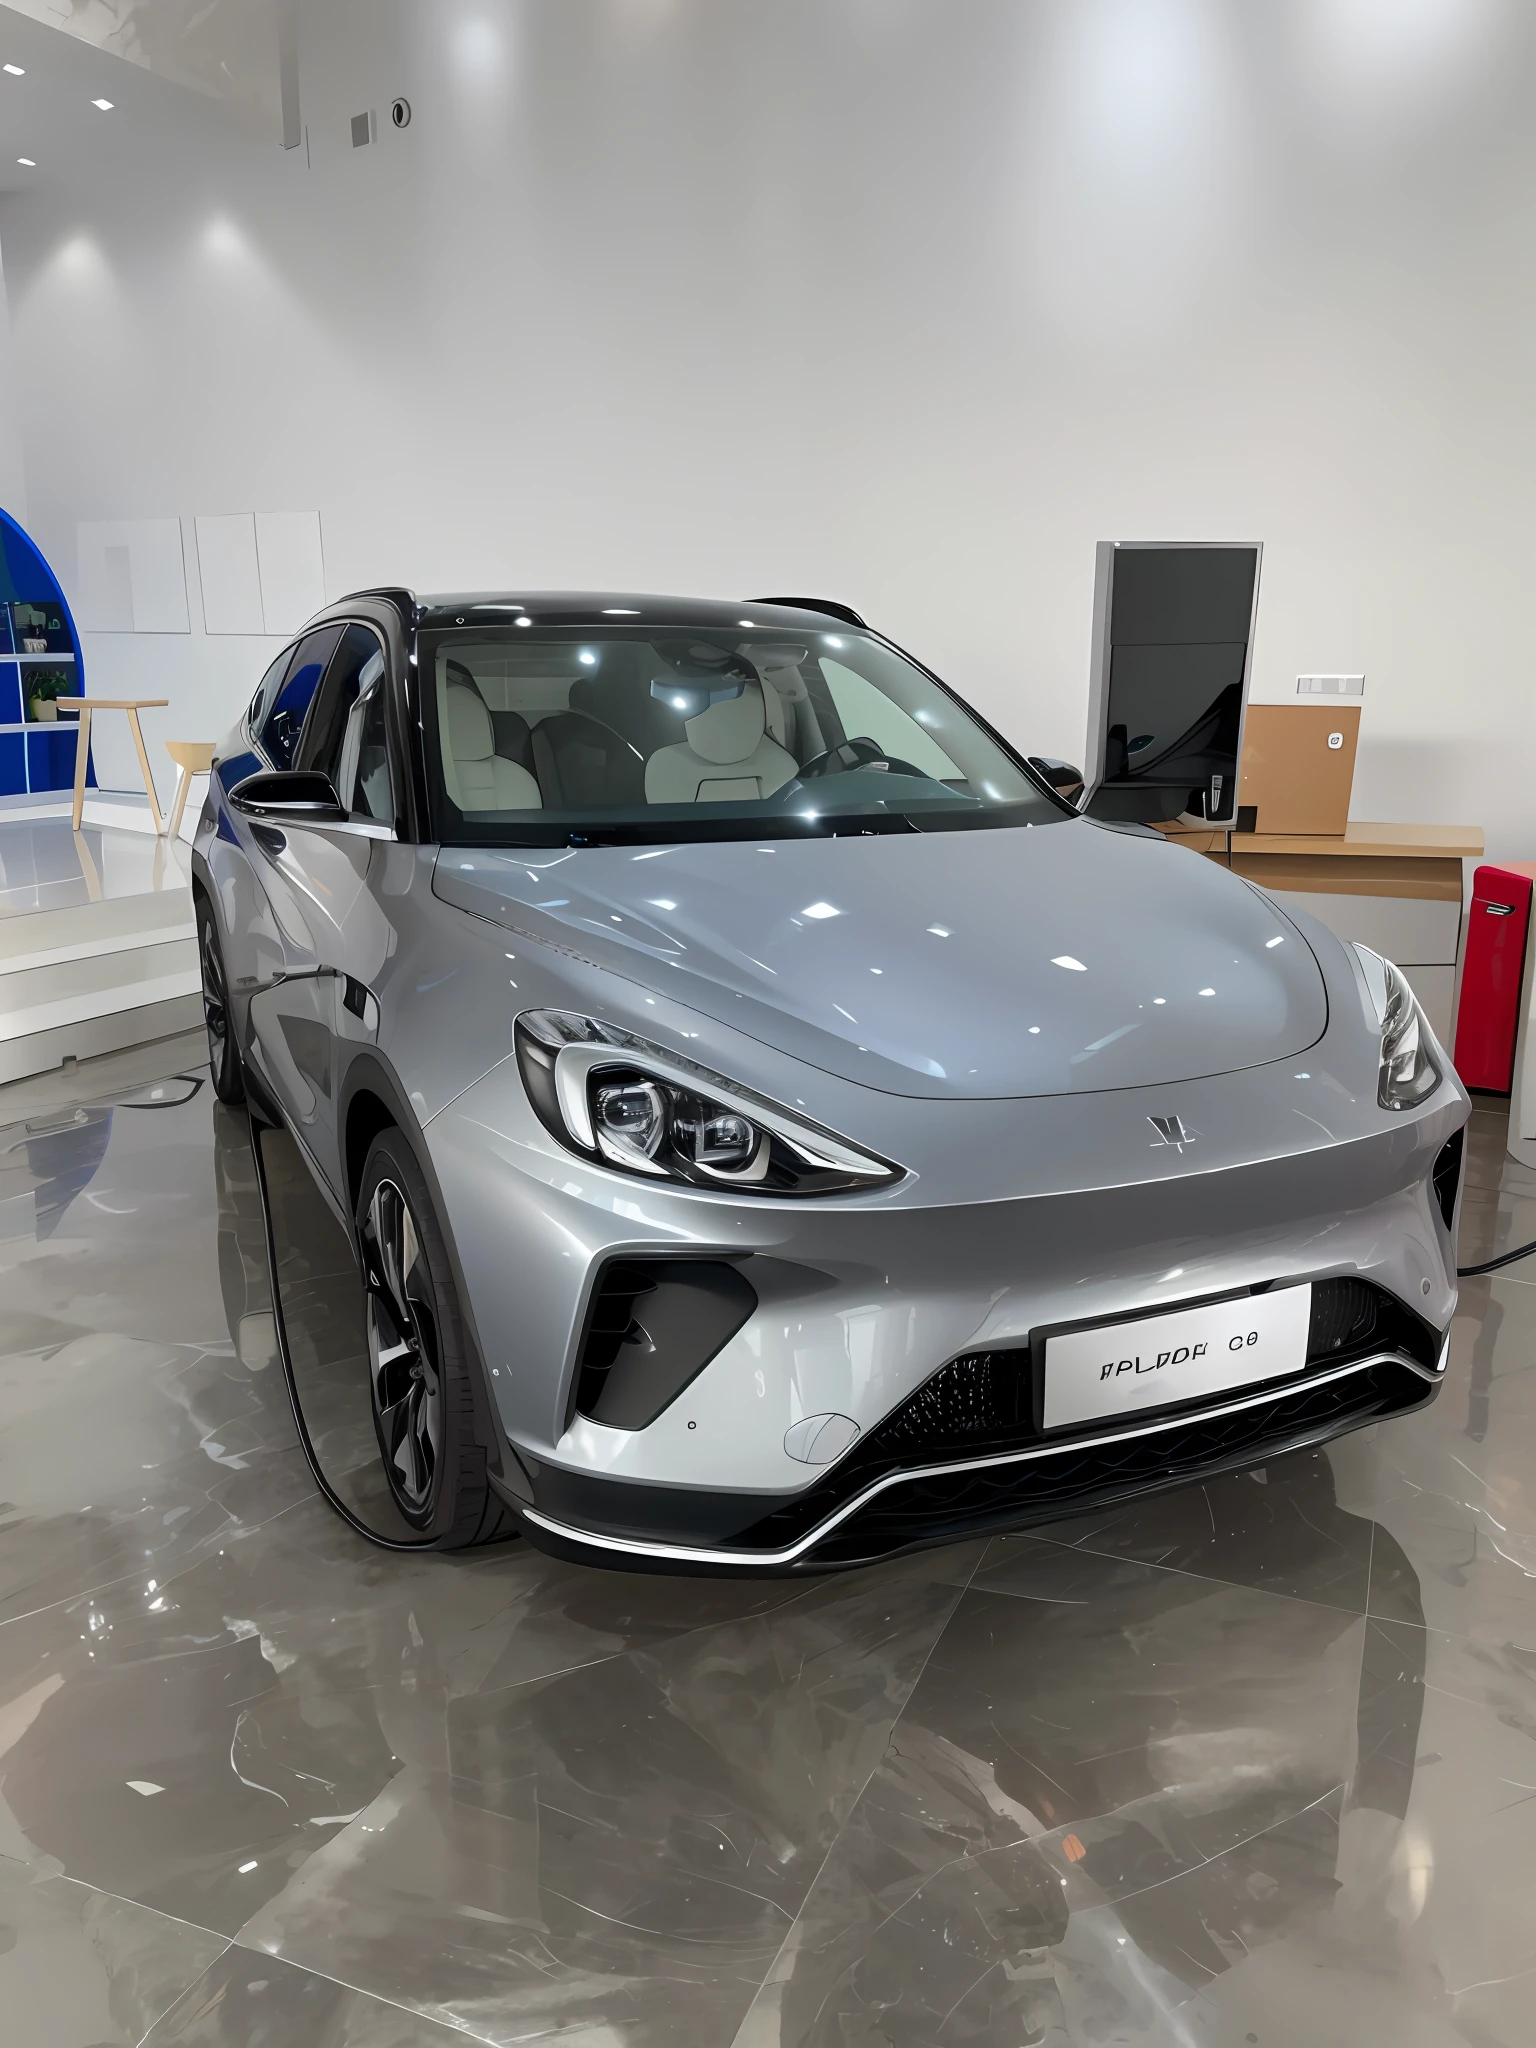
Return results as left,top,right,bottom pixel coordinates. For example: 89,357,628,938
360,1176,444,1517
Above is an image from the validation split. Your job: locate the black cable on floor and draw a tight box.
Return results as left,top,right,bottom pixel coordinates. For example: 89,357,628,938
1458,1239,1536,1278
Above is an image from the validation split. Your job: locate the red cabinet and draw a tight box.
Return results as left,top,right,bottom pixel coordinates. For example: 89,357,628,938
1453,864,1536,1093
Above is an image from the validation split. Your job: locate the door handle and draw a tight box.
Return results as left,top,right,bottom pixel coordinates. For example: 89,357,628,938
1485,903,1516,917
251,823,287,858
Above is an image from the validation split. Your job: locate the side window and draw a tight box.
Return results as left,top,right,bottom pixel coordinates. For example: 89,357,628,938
345,675,395,824
296,625,382,782
300,623,395,825
820,659,962,781
261,625,342,772
248,648,292,732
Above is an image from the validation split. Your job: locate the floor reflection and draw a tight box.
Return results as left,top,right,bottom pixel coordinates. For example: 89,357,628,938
0,1053,1530,2044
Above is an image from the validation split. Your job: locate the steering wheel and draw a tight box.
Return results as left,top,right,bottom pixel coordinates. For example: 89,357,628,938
796,737,898,780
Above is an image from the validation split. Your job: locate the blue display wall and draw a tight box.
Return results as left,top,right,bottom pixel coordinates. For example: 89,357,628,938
0,508,94,798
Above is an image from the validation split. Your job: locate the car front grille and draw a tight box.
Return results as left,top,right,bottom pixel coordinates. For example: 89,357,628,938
802,1360,1424,1566
732,1275,1436,1560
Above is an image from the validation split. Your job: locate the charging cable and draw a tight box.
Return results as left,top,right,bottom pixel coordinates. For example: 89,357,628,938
1459,1240,1536,1278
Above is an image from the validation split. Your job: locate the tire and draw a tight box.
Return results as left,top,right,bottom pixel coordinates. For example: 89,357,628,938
197,895,246,1107
355,1126,518,1549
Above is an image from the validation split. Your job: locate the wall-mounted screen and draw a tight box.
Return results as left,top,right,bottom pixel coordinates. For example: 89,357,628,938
1084,542,1261,825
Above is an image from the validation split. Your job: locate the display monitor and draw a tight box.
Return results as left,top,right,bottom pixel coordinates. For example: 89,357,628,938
1084,541,1261,825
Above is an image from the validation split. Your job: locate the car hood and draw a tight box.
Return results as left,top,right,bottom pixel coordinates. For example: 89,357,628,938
432,820,1328,1100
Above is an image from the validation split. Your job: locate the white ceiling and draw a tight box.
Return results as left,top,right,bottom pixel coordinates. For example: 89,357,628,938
0,0,282,138
0,1,265,198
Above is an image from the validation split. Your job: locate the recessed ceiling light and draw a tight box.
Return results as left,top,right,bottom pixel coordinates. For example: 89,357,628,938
16,156,34,166
92,97,114,111
4,64,24,77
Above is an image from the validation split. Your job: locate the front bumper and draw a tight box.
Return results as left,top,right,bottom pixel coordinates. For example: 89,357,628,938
504,1275,1445,1572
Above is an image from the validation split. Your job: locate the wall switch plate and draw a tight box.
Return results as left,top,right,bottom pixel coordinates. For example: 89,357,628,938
1297,674,1364,696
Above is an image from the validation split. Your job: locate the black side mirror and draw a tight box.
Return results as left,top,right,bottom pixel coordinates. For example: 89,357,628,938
1028,756,1085,807
229,769,346,823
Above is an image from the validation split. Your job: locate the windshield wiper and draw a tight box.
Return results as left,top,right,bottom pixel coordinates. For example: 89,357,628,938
556,810,924,848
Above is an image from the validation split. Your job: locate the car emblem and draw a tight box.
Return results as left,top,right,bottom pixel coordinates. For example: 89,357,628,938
1148,1113,1196,1150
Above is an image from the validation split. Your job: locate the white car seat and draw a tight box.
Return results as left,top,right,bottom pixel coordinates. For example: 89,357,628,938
644,682,797,804
439,680,542,811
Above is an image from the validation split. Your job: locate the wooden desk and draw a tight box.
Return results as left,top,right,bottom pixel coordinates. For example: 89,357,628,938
54,698,170,834
1227,822,1484,861
1156,820,1485,1042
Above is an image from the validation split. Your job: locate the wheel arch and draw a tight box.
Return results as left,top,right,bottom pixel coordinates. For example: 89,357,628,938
189,848,216,910
337,1049,517,1498
345,1085,398,1219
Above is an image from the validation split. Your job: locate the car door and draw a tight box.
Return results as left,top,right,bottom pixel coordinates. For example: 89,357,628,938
206,634,330,1034
243,623,403,1199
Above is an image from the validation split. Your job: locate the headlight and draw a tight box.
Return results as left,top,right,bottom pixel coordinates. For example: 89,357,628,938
1354,946,1440,1111
514,1009,903,1196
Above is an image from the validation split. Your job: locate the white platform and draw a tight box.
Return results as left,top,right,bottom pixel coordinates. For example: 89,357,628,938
0,780,208,844
0,813,201,1083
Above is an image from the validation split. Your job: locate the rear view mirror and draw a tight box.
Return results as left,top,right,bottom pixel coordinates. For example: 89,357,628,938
1028,756,1085,807
229,769,346,823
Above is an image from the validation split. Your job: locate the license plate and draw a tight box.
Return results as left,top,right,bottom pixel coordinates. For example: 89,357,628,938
1042,1284,1314,1432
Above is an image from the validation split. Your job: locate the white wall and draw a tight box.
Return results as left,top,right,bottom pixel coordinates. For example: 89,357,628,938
0,0,1531,847
0,238,27,524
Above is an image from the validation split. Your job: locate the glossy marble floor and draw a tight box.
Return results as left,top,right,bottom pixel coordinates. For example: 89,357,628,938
1,1040,1533,2045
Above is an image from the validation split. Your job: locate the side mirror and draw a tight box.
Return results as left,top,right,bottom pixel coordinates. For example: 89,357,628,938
1028,756,1085,808
229,769,346,823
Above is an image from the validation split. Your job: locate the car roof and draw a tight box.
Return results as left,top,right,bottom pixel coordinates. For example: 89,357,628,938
408,591,863,632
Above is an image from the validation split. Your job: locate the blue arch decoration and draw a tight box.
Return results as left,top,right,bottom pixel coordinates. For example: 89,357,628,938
0,507,94,798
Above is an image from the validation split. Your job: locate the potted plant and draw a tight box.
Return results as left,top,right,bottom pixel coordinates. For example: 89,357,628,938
26,670,71,722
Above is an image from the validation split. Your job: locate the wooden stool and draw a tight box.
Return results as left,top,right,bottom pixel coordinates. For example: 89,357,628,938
166,741,217,841
55,697,170,833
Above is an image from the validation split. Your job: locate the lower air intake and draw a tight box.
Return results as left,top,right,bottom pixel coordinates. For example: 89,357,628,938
571,1258,755,1432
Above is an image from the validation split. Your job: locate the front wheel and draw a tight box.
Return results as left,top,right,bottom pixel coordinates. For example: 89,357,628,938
355,1127,517,1548
196,896,245,1106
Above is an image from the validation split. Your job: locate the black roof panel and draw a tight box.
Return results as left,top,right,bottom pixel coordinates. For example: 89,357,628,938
408,591,859,632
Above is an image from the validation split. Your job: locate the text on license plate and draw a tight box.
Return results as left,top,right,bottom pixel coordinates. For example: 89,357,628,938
1042,1284,1314,1432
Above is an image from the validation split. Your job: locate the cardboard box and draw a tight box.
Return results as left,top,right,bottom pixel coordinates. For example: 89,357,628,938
1237,703,1361,836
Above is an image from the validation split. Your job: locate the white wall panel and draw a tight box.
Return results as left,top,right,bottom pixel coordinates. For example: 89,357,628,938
76,520,189,634
256,511,326,635
195,514,265,635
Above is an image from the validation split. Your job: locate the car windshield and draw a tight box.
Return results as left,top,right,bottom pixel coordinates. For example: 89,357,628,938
419,624,1066,846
